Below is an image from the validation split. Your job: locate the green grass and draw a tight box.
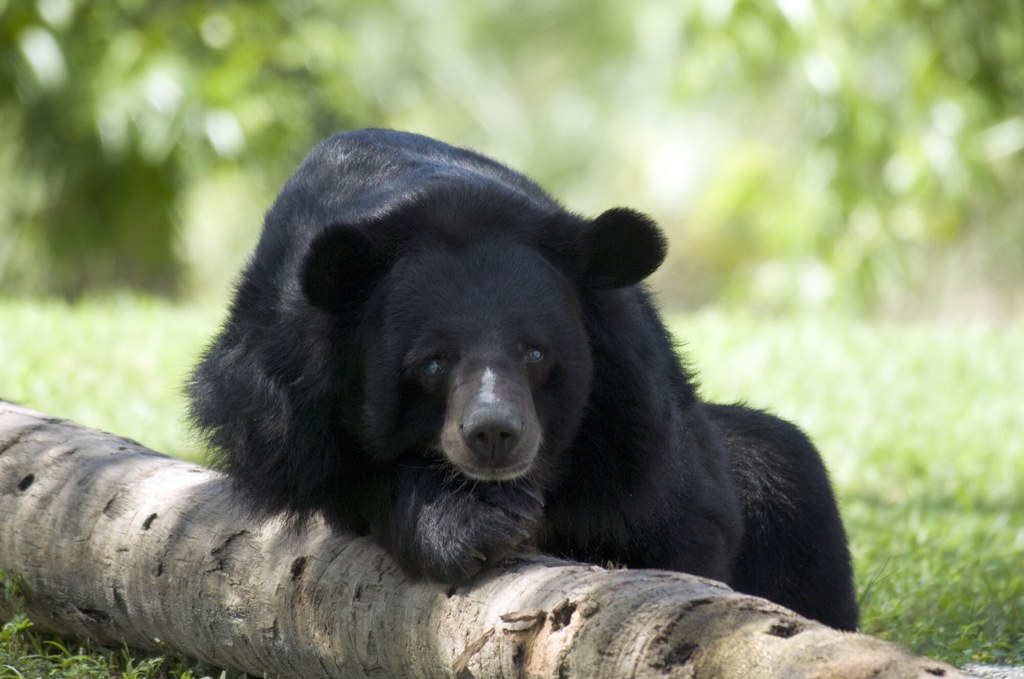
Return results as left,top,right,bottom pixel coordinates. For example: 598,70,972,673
1,298,1022,673
0,296,221,464
0,610,227,679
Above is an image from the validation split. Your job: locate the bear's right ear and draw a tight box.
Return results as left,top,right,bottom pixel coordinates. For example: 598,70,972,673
582,208,668,289
300,225,394,312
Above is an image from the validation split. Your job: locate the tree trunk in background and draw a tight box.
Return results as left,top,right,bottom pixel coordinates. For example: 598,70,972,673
0,402,965,679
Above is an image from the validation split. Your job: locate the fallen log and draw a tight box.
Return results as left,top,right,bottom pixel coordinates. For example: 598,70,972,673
0,401,965,678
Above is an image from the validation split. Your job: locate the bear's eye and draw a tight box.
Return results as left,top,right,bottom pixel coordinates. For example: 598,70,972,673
422,357,445,377
524,347,545,364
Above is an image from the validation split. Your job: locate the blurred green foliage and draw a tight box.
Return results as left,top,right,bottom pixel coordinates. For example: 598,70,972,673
1,0,1022,313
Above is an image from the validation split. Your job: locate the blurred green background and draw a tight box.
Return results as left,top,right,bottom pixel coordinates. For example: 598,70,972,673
2,0,1022,315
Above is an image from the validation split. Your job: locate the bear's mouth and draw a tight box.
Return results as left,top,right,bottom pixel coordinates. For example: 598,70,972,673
456,460,534,483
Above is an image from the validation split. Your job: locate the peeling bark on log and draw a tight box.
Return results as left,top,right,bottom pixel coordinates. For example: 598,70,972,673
0,402,966,678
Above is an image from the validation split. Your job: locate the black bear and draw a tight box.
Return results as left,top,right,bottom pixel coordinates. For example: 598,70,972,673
188,128,859,631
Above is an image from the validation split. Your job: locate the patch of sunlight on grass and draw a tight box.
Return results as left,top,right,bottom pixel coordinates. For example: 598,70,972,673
0,296,223,462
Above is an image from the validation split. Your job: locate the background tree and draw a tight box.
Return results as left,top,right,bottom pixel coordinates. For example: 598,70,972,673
1,0,1021,314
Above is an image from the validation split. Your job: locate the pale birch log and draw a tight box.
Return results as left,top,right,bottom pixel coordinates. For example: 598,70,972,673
0,401,965,678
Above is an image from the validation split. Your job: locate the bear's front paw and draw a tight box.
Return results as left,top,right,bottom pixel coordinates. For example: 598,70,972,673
398,481,544,583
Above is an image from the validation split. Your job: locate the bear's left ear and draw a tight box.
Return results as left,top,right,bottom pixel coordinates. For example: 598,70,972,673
582,208,668,289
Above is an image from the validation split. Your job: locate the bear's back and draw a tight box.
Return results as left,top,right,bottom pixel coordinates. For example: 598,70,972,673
248,129,562,284
272,129,556,237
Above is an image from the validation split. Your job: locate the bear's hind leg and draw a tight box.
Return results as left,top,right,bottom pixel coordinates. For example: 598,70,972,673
707,403,859,631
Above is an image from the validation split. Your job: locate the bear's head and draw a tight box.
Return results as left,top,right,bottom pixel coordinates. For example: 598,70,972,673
298,186,667,485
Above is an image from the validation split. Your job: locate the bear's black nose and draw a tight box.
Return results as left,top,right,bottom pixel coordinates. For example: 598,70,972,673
461,406,523,463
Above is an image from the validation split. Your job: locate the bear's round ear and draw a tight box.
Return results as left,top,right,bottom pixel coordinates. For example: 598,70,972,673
583,208,668,289
300,225,393,312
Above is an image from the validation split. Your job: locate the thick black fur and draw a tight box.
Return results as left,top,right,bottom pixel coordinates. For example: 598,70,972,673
188,128,858,631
